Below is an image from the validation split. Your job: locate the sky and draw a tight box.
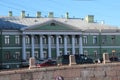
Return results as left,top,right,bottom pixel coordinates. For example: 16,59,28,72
0,0,120,27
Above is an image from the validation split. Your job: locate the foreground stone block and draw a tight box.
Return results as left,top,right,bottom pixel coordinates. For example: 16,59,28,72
69,55,76,66
29,57,36,69
103,53,110,64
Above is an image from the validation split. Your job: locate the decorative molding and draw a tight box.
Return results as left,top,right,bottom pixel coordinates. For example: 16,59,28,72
1,46,120,49
22,31,83,35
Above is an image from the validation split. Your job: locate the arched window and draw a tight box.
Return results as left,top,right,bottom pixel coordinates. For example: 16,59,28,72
50,23,56,26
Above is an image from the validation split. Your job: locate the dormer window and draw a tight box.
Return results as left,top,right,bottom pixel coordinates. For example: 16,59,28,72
50,23,56,26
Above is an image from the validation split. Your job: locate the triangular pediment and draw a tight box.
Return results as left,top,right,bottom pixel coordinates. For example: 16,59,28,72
22,19,78,31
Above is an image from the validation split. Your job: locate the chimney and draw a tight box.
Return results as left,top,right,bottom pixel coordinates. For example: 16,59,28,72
21,11,25,18
65,12,69,19
36,11,41,18
8,11,12,17
48,12,54,18
85,15,94,23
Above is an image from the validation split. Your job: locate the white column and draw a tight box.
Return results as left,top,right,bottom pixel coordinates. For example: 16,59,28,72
48,35,51,58
56,35,60,57
79,35,83,54
64,35,67,55
40,35,43,59
72,35,75,54
22,35,26,60
31,35,35,58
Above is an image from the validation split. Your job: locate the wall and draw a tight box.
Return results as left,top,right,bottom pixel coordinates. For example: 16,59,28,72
0,63,120,80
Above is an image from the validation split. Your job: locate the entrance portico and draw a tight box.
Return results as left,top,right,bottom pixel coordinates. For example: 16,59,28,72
22,32,83,60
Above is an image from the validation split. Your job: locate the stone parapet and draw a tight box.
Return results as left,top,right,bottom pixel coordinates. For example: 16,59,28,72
0,62,120,80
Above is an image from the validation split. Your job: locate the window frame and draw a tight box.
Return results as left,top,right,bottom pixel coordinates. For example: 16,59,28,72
93,36,97,44
5,35,10,45
15,35,20,45
83,36,87,44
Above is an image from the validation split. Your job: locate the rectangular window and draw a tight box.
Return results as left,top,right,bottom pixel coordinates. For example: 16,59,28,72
35,51,39,59
83,50,88,56
59,36,63,44
83,36,87,44
15,36,20,44
43,36,47,44
111,35,115,44
93,36,97,44
26,51,30,60
51,36,55,44
14,52,20,60
25,36,30,44
94,50,98,58
4,51,10,60
5,36,9,44
43,51,47,59
34,36,39,44
67,36,70,44
102,35,107,44
75,38,78,44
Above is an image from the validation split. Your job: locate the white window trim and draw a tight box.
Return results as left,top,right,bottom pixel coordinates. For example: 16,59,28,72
15,36,20,44
51,36,55,44
25,36,30,44
59,36,62,44
43,36,47,44
26,51,30,60
83,36,87,44
93,36,97,44
5,35,9,44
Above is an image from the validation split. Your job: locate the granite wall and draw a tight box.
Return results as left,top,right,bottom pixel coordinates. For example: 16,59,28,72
0,63,120,80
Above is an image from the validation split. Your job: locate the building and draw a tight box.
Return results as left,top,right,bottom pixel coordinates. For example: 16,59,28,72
0,11,120,68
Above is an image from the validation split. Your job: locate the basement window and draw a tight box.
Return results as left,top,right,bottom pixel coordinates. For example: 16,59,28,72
50,23,56,26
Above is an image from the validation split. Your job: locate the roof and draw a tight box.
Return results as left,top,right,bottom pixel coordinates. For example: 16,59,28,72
0,16,119,32
0,17,26,30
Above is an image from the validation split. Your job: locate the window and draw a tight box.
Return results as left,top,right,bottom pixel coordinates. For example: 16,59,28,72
102,35,107,44
25,36,30,44
50,23,56,26
93,36,97,44
75,37,78,44
59,36,63,44
111,35,115,44
4,51,10,60
35,51,39,59
67,36,70,44
5,36,9,44
83,36,87,44
51,36,55,44
34,36,39,44
15,36,20,44
94,50,98,58
43,51,47,59
14,52,20,60
83,50,88,56
43,36,47,44
26,51,30,60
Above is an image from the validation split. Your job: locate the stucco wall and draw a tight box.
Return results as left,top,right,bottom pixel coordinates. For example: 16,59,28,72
0,63,120,80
